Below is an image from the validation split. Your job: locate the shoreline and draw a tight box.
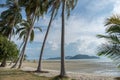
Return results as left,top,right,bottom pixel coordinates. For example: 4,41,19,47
22,60,120,76
21,66,115,80
5,60,120,80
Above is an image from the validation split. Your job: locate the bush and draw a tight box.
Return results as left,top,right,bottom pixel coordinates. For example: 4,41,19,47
0,35,19,66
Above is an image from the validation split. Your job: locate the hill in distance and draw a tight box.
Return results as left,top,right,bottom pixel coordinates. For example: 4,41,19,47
47,54,99,60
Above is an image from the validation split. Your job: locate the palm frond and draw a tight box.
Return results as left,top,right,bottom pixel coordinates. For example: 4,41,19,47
97,34,120,44
106,25,120,34
18,30,26,40
66,0,78,17
105,15,120,26
97,44,120,61
34,26,42,32
16,27,25,34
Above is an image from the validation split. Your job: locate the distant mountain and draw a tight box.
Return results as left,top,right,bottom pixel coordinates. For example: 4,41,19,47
47,54,99,60
70,54,99,59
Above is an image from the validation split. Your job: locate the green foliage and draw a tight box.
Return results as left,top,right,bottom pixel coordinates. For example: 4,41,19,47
0,0,22,38
16,20,42,43
0,35,19,61
97,44,120,58
97,14,120,67
48,0,78,19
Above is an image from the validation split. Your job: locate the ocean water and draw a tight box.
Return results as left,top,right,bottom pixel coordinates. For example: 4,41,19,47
64,59,120,77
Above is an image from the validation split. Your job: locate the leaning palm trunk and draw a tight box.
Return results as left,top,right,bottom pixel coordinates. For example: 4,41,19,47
60,0,66,77
17,14,36,68
18,28,32,69
11,48,23,68
11,43,25,68
11,41,25,68
37,8,55,72
12,13,36,68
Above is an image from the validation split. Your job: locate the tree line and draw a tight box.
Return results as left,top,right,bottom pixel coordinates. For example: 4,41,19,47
0,0,78,77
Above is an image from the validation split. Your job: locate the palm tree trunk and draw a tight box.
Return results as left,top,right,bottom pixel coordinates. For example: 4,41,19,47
17,13,36,69
0,55,7,67
60,0,66,77
18,30,30,69
11,47,24,68
36,8,55,72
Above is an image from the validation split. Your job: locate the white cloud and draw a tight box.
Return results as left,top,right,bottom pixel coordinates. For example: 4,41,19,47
48,41,59,50
112,0,120,14
85,0,114,12
32,13,107,56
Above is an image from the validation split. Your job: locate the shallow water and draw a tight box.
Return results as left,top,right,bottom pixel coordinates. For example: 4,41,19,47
44,59,120,77
64,59,120,77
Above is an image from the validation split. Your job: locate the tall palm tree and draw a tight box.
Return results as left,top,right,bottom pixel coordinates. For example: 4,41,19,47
60,0,66,76
37,0,78,74
97,15,120,67
12,0,46,68
60,0,78,77
36,0,61,72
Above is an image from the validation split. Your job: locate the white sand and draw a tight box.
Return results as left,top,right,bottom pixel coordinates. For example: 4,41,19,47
21,66,115,80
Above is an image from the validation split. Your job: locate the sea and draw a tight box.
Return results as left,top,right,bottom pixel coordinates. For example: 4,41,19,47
64,59,120,77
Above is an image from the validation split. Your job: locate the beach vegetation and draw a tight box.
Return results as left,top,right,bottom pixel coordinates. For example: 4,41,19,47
0,0,22,40
0,35,19,67
97,15,120,67
11,0,44,69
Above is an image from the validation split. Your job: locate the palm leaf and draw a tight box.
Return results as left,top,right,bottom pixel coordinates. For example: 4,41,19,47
97,44,120,61
106,25,120,34
105,15,120,26
18,30,26,40
16,27,25,34
34,26,42,32
97,34,120,44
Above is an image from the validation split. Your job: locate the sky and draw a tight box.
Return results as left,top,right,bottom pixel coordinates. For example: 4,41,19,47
1,0,120,60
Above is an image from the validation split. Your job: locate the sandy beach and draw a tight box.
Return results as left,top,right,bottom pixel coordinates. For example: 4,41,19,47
21,67,114,80
16,59,120,80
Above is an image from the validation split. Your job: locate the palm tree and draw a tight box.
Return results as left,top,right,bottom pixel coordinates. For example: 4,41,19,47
97,15,120,67
12,0,46,68
0,0,22,40
60,0,66,77
60,0,78,77
11,20,42,68
36,0,61,72
18,20,42,68
36,0,78,74
11,20,33,68
0,0,22,67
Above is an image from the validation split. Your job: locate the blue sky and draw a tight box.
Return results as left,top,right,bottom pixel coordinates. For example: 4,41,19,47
1,0,120,60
